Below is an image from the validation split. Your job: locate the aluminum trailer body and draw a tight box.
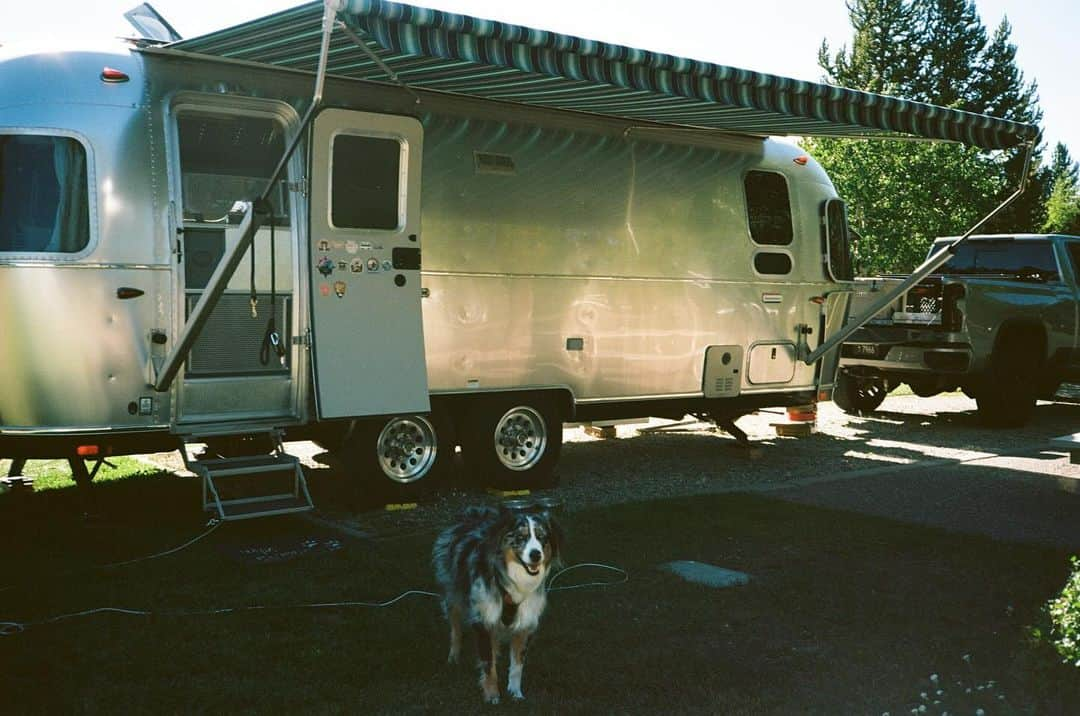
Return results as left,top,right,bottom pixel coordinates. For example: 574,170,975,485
0,43,849,494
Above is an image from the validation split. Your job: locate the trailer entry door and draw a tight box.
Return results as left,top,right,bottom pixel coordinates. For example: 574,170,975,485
309,109,429,419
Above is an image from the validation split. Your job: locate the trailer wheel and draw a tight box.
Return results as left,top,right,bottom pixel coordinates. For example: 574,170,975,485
461,395,562,490
832,370,888,414
343,411,453,499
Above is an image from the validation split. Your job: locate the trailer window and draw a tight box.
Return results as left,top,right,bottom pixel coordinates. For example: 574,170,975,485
177,113,290,224
0,135,90,253
754,251,792,275
823,199,854,281
331,135,401,230
744,171,793,245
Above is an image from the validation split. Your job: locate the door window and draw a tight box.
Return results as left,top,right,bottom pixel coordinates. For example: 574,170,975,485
330,135,402,230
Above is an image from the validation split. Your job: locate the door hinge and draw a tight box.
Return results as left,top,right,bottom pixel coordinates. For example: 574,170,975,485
292,329,312,346
287,177,309,197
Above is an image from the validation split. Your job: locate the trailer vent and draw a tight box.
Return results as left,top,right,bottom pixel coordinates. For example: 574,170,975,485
474,151,516,175
703,345,743,398
185,294,291,376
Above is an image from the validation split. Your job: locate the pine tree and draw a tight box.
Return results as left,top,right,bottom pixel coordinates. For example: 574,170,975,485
819,0,921,95
1049,143,1079,188
910,0,988,110
806,0,1048,272
974,16,1047,233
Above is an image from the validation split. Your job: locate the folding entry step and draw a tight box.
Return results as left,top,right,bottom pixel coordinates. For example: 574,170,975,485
181,430,313,521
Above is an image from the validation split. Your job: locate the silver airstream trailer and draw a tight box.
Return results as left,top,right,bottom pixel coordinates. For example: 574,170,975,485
0,1,1037,517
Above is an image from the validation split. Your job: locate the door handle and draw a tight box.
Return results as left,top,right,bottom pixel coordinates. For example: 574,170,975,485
116,287,145,299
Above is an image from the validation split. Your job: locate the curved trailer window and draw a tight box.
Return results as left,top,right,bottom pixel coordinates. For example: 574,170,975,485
744,170,793,246
0,135,90,253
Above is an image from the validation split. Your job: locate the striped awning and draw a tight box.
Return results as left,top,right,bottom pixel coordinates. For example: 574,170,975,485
167,0,1037,150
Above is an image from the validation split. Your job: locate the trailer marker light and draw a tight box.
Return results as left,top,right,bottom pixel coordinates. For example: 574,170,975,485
101,67,130,83
809,295,826,304
76,445,100,457
793,155,809,166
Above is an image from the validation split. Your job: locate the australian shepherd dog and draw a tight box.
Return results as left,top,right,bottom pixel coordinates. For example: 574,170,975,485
433,505,563,703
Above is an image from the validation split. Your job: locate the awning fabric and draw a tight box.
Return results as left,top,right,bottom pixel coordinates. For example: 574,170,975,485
167,0,1037,150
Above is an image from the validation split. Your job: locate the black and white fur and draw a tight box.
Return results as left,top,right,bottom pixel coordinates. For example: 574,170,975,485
433,505,563,703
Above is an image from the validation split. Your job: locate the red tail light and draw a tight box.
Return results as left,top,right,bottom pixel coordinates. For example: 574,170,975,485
942,283,965,331
76,445,100,456
101,67,130,83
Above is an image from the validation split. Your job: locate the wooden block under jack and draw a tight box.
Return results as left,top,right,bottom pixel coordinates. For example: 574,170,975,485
583,425,618,439
771,422,815,437
487,488,531,498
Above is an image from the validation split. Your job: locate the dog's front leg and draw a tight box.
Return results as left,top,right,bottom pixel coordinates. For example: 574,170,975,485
447,603,463,664
507,630,530,700
474,624,500,704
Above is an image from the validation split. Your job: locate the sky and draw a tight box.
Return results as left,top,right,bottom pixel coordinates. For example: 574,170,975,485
1,0,1076,162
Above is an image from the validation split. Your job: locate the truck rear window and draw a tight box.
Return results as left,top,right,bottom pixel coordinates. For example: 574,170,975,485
0,135,90,253
933,239,1060,282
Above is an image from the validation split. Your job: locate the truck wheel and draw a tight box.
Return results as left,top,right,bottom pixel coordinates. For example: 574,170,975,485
976,343,1038,427
461,395,562,490
833,370,888,413
342,411,453,499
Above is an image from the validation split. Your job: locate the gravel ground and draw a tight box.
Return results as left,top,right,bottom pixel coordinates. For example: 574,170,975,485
166,391,1080,542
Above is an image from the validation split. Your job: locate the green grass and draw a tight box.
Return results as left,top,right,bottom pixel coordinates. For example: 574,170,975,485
1,475,1077,714
1,457,160,490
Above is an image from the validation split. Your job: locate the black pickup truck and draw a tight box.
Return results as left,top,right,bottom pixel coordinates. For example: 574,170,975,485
835,234,1080,426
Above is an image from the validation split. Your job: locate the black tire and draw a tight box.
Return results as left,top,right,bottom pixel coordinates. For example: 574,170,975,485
976,342,1039,427
906,377,942,399
339,409,454,500
833,370,888,413
460,394,562,491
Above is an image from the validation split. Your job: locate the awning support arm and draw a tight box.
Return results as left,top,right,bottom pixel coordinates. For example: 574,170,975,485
801,139,1036,366
152,0,339,393
335,20,422,105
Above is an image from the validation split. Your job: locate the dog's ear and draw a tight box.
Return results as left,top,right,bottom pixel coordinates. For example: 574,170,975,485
540,512,565,566
493,505,517,538
461,505,499,527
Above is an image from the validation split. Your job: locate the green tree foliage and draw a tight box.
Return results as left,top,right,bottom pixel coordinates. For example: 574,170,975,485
1049,142,1079,187
1046,556,1080,667
1043,176,1080,235
806,0,1046,273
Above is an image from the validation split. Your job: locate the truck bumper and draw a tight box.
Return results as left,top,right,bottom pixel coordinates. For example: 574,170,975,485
840,343,973,374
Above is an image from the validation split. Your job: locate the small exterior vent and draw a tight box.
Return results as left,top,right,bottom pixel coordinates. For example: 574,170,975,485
474,151,516,175
703,345,743,398
713,376,735,395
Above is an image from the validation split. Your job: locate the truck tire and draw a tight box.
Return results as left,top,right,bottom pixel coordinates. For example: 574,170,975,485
833,370,888,414
341,410,454,499
976,340,1039,427
460,394,562,490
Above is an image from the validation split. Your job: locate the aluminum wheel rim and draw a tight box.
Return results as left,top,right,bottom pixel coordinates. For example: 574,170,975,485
494,406,547,471
377,416,438,484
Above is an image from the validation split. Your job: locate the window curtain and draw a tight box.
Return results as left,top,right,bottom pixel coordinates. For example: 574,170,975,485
47,137,89,253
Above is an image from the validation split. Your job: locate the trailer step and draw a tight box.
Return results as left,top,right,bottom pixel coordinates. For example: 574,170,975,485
182,431,313,521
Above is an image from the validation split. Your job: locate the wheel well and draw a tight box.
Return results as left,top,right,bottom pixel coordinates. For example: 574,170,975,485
432,388,575,430
993,320,1047,362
